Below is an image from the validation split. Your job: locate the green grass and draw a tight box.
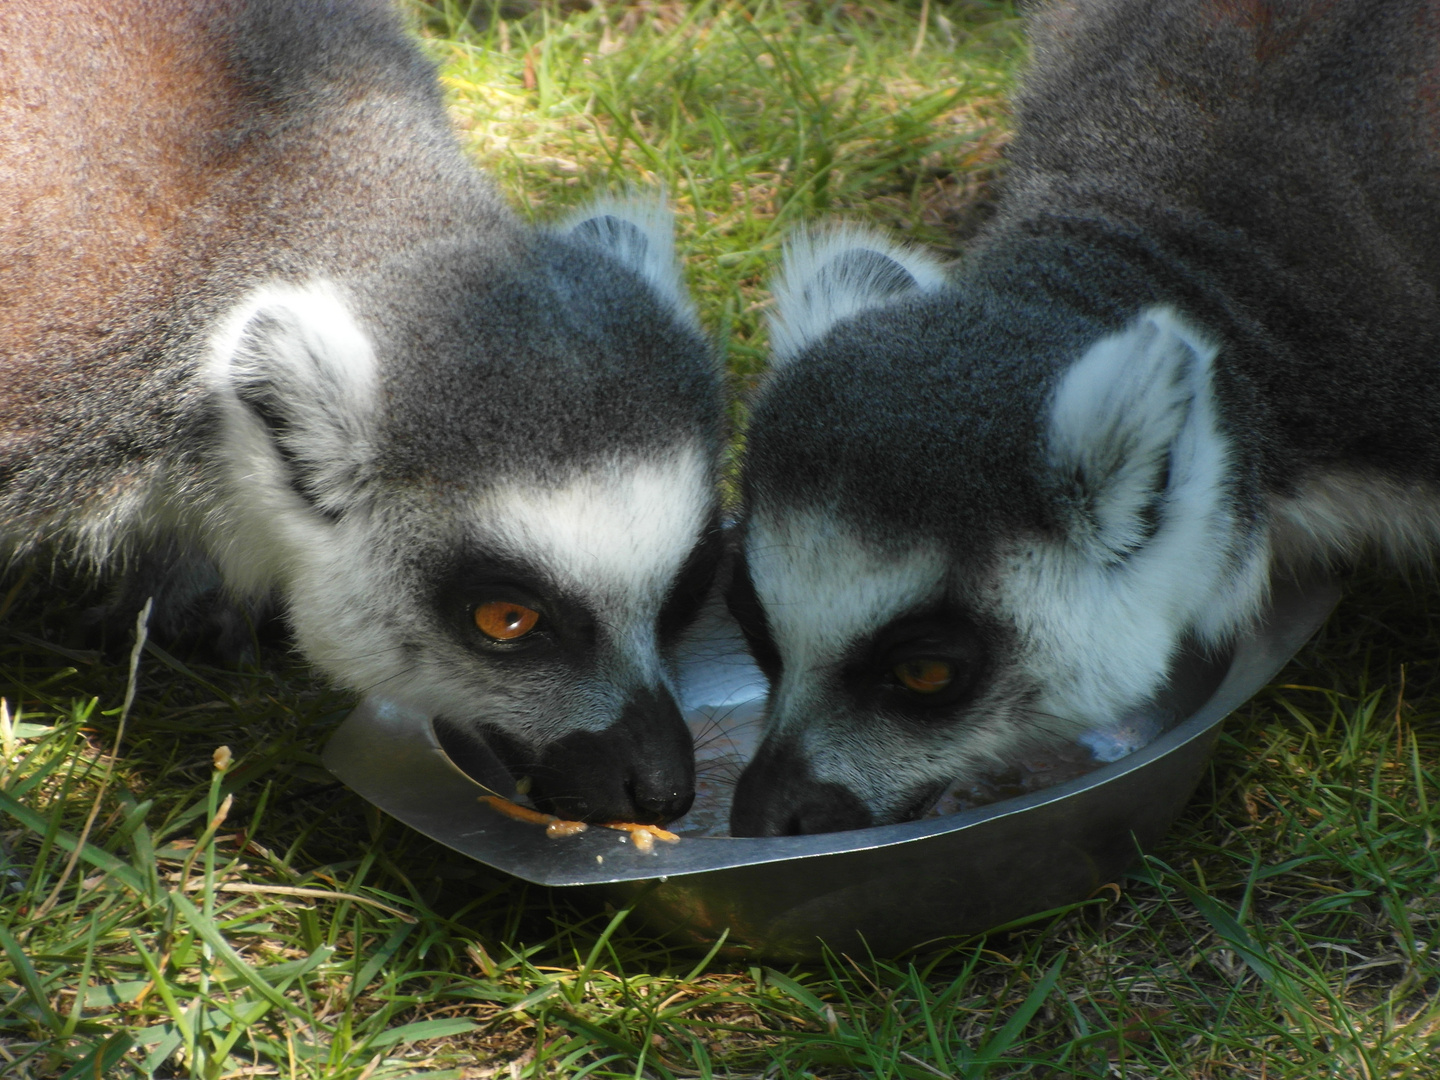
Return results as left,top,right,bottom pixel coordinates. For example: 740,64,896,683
427,0,1017,381
3,2,1439,1077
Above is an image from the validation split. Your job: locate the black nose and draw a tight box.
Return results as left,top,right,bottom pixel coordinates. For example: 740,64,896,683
627,776,693,823
610,687,695,821
729,737,872,836
505,687,695,824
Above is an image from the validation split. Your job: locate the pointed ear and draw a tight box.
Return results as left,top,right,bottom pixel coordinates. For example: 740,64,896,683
208,281,378,520
768,226,948,365
557,195,698,329
1046,307,1220,561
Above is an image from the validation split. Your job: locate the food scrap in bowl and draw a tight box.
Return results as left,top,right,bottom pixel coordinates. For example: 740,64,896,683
606,822,680,853
480,794,589,839
479,794,680,851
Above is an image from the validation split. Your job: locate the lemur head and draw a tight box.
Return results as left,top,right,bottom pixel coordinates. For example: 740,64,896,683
205,200,724,824
728,229,1268,835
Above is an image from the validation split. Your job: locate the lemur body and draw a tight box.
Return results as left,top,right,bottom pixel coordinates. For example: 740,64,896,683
0,0,725,823
729,0,1440,834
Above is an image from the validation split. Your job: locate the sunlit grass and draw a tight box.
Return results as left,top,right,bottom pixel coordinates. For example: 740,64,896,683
3,2,1439,1077
423,0,1018,380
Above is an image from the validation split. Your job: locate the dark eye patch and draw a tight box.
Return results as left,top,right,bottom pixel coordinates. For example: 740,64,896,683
430,548,594,659
724,547,783,684
845,605,993,718
657,513,724,648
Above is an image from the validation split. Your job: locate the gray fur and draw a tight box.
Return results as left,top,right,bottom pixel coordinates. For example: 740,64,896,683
731,0,1440,834
0,0,724,824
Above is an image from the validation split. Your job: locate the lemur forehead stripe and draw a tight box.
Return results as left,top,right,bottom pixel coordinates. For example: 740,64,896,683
746,508,949,669
477,444,715,610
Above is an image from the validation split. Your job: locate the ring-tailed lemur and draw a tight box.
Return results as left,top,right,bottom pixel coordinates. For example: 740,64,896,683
0,0,726,825
727,0,1440,835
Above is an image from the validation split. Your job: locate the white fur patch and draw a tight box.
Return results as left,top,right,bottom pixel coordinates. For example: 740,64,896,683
746,507,949,716
245,505,402,685
203,280,379,598
768,225,949,366
559,195,698,329
1004,306,1269,729
1048,307,1214,560
476,444,716,678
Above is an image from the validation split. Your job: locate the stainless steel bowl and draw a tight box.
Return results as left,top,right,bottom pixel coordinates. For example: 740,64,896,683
323,577,1338,959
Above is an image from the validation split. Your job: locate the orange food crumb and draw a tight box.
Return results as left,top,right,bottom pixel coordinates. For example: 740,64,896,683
603,822,680,853
479,794,554,825
479,795,680,849
545,819,589,839
480,795,587,839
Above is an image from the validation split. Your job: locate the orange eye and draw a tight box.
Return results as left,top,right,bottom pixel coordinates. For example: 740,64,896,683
894,659,954,694
474,600,540,641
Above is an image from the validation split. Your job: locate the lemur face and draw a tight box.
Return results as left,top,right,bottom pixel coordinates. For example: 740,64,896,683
204,202,726,825
284,448,721,825
213,318,720,824
725,511,1022,834
725,483,1255,836
727,230,1264,835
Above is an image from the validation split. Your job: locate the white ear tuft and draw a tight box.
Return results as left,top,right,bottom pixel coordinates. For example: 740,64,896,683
1047,306,1220,560
558,195,697,328
768,225,949,365
208,280,379,519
